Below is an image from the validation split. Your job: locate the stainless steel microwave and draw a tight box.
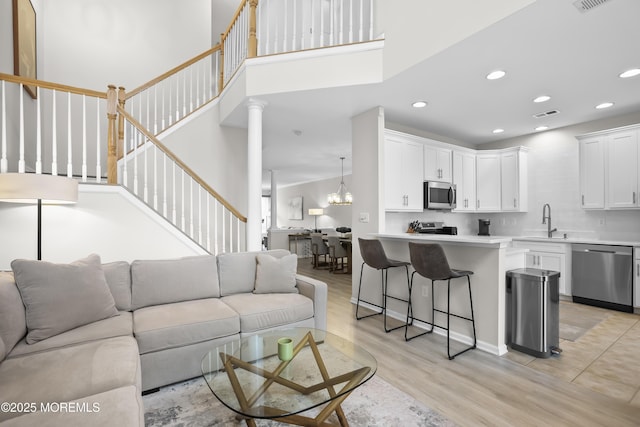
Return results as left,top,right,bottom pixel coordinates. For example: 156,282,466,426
424,181,456,210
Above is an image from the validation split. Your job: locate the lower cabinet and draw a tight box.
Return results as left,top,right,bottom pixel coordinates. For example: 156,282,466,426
635,248,640,308
513,241,571,296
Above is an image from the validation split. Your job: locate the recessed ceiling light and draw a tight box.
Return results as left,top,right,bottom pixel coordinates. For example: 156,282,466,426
533,95,551,103
595,102,614,109
535,126,549,131
412,101,428,108
619,68,640,78
486,70,506,80
492,128,504,134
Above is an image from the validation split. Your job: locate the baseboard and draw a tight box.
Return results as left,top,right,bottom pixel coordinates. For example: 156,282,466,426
350,297,505,356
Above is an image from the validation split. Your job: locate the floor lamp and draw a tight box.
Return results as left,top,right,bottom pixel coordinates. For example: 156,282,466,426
0,173,78,260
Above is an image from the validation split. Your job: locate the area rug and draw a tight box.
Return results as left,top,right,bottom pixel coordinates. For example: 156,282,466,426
144,375,456,426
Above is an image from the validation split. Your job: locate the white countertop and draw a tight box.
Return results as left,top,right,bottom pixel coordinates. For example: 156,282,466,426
371,233,640,248
371,233,513,248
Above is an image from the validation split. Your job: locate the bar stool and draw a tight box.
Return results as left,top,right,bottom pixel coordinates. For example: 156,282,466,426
355,238,411,333
405,242,476,360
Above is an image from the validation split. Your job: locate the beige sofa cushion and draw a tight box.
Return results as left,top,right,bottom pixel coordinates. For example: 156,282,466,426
8,311,133,358
133,298,239,354
0,385,144,427
131,255,219,309
221,293,314,333
103,261,132,311
11,254,118,344
254,253,298,294
217,249,289,296
0,336,140,423
0,272,26,355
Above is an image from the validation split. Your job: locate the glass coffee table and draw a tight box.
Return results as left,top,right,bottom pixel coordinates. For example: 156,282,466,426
201,328,377,427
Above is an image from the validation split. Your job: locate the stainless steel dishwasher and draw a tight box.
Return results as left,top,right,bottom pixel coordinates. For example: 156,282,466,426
571,244,633,313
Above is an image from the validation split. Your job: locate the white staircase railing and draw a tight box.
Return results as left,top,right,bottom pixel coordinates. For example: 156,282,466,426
118,108,246,254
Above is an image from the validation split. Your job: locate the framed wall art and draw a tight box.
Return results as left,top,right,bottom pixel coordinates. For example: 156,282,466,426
288,196,303,220
13,0,37,99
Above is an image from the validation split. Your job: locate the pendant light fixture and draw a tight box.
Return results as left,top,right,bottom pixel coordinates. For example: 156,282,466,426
328,156,352,205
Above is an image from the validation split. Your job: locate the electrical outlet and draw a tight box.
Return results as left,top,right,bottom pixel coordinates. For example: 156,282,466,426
422,284,429,297
359,212,370,223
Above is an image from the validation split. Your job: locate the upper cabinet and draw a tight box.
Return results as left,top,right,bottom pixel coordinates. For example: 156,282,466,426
452,150,476,211
578,125,640,210
424,144,452,183
500,148,528,212
476,153,502,211
384,131,424,212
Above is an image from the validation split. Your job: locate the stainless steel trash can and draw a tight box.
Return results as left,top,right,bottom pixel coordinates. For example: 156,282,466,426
506,268,561,358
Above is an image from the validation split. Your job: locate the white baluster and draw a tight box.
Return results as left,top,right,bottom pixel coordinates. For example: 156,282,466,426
82,95,87,182
283,0,288,52
51,89,57,176
339,0,344,44
292,0,298,50
189,178,194,237
359,0,364,41
320,0,325,47
229,210,234,252
161,80,166,131
153,145,158,210
169,76,174,124
133,128,139,196
1,81,7,173
36,87,42,174
182,70,187,118
19,84,25,173
146,90,150,133
196,62,200,108
67,92,72,177
198,187,202,244
369,0,373,40
154,85,158,135
181,170,185,231
349,0,354,43
222,209,226,253
329,0,335,46
189,66,194,114
214,200,219,254
206,196,211,252
122,121,128,187
95,97,101,182
273,2,279,54
172,161,177,224
143,137,148,203
162,152,167,217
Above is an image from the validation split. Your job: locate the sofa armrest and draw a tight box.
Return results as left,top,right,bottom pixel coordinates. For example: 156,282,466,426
295,274,328,331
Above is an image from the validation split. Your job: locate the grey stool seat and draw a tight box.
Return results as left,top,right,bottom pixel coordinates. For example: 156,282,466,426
355,238,411,333
405,242,477,359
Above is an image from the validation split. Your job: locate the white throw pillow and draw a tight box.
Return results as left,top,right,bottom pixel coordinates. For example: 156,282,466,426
253,253,298,294
11,254,118,344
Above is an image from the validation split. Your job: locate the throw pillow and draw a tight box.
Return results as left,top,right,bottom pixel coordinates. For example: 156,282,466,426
253,253,298,294
11,254,118,344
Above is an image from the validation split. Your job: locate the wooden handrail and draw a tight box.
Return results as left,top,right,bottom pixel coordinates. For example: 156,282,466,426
126,45,221,100
221,0,250,43
118,105,247,223
0,72,106,99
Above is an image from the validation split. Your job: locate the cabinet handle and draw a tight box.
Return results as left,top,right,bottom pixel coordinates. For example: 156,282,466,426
513,198,517,208
634,192,637,204
637,263,639,276
582,195,584,206
477,200,480,209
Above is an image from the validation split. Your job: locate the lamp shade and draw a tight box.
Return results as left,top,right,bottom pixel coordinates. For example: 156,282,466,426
0,173,78,204
308,208,324,216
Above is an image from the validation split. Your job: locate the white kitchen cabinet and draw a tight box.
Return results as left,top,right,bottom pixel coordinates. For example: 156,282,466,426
476,153,501,211
607,130,639,208
579,136,606,209
500,148,528,212
453,150,476,211
513,241,571,296
424,144,452,183
384,132,424,211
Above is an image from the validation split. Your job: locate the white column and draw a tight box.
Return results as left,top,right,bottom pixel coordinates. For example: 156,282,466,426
247,98,267,251
269,169,278,230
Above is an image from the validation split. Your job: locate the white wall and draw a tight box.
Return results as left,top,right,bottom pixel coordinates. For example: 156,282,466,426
0,185,205,270
40,0,211,91
276,175,352,230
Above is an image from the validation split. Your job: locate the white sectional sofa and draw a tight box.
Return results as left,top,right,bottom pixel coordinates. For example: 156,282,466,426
0,249,328,426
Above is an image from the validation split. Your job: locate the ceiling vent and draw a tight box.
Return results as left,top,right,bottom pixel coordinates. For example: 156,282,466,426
573,0,612,13
533,110,559,119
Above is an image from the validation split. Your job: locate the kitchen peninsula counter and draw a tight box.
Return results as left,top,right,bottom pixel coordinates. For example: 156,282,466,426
363,233,524,356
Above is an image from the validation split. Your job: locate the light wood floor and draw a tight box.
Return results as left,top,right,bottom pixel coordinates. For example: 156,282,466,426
298,258,640,427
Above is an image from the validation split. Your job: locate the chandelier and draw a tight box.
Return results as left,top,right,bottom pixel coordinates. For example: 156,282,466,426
328,157,352,205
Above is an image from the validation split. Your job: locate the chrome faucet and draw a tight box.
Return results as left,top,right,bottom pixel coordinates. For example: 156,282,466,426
542,203,557,238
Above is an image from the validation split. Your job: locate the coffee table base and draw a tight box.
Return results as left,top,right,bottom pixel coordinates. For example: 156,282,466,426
219,332,371,427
